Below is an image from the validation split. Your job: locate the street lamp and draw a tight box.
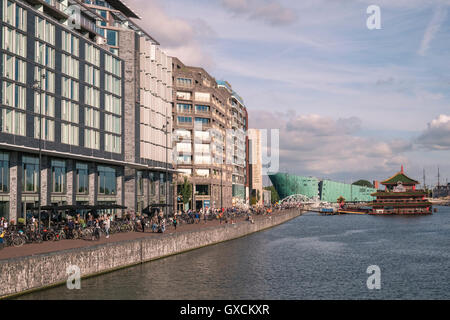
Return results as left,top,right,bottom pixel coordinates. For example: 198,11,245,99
32,73,46,232
162,116,170,221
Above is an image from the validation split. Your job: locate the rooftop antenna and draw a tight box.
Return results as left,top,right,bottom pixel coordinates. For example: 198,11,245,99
438,167,440,189
423,168,426,190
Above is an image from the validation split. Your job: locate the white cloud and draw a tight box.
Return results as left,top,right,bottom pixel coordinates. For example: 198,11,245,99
417,114,450,150
127,0,215,68
250,111,412,178
418,6,447,56
220,0,297,26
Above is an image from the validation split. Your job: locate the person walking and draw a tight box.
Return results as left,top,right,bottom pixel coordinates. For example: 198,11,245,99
104,214,111,239
141,215,146,233
173,216,178,230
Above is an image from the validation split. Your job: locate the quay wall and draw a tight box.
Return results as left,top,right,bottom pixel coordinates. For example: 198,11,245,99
0,209,301,298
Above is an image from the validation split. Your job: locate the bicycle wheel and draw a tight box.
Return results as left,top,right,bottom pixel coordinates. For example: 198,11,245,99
34,233,43,243
13,236,25,247
45,233,56,242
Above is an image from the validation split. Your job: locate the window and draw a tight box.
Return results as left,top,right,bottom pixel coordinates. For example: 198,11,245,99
51,160,66,193
176,91,191,100
22,156,39,192
61,54,79,78
105,133,121,153
85,43,100,66
85,65,100,87
85,107,100,128
61,123,79,146
195,117,210,125
35,67,55,93
177,116,192,124
98,166,116,195
194,92,210,103
105,54,121,77
62,77,79,100
105,114,121,134
105,74,121,96
106,29,118,46
195,185,209,196
35,41,55,68
176,78,192,87
1,109,25,135
2,54,26,83
195,105,210,113
34,92,55,117
105,94,121,115
84,129,100,149
0,152,9,192
137,171,143,196
2,81,26,110
34,117,55,141
2,26,27,57
76,163,89,194
176,155,191,165
85,86,100,107
177,104,192,113
61,30,79,56
61,100,79,123
35,16,55,44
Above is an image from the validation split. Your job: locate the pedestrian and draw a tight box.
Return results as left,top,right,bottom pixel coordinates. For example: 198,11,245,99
104,214,111,239
141,215,145,233
161,218,166,233
173,216,177,230
92,218,101,241
195,211,199,224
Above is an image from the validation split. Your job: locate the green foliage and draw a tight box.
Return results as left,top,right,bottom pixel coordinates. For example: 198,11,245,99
352,180,374,188
179,177,192,205
337,196,346,203
264,186,280,204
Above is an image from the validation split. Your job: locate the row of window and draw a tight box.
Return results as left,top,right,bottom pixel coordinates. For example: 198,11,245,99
0,108,121,152
176,104,210,113
177,117,211,124
0,153,117,195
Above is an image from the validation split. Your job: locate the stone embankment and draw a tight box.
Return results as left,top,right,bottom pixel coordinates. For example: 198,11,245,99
0,209,302,298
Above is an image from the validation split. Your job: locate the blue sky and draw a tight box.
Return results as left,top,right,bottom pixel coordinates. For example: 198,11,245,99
128,0,450,186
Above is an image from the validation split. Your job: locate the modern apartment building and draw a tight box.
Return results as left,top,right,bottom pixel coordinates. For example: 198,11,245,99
84,0,174,216
171,57,235,211
217,81,248,206
0,0,173,221
248,129,262,205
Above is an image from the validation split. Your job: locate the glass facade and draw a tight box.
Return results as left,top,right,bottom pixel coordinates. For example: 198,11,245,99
98,165,116,195
76,163,89,194
0,152,9,192
22,156,39,193
51,160,66,193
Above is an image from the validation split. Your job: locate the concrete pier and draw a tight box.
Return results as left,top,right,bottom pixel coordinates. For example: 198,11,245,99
0,209,302,298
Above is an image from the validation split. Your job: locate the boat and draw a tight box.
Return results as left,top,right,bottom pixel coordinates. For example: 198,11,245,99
370,166,432,215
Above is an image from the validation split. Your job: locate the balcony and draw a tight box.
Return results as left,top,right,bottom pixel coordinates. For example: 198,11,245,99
28,0,69,20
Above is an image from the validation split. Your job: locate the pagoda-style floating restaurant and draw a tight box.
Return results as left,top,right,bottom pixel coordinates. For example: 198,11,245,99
370,166,432,215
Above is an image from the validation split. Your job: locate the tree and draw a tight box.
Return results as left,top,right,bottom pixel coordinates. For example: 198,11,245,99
179,177,192,207
352,180,374,188
264,186,280,204
337,196,346,204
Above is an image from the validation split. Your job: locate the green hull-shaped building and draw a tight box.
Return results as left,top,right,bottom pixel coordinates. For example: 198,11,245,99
269,173,376,203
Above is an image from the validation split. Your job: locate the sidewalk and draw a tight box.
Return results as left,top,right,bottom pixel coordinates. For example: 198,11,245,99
0,212,281,261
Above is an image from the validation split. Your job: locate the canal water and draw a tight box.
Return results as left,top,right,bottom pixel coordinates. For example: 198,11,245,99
19,207,450,300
